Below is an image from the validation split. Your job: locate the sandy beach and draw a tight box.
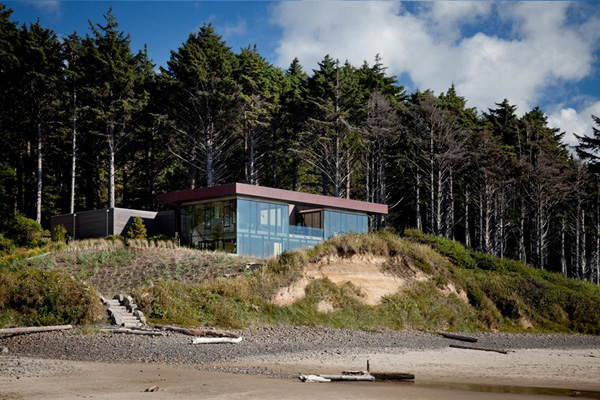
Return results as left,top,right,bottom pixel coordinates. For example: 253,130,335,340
1,327,599,399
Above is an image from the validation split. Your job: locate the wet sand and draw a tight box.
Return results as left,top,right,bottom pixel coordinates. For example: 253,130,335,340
1,360,598,400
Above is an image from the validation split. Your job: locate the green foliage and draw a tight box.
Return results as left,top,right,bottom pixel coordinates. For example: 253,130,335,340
126,216,147,239
52,224,67,242
6,214,43,247
0,268,103,327
0,234,15,256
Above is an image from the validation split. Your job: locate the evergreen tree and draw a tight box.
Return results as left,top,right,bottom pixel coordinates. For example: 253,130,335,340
82,8,147,208
164,24,240,188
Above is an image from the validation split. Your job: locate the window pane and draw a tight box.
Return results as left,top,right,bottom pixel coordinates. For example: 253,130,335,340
348,213,358,233
238,200,249,232
257,202,269,234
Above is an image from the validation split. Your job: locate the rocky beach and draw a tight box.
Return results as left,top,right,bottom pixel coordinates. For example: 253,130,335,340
1,326,599,399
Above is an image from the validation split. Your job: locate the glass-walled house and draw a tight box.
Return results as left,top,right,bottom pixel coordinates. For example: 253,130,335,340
159,183,387,258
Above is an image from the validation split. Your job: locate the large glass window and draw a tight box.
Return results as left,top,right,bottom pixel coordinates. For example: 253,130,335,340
236,199,291,257
179,199,237,252
324,210,368,239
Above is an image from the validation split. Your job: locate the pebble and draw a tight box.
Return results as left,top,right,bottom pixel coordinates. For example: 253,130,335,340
1,327,599,378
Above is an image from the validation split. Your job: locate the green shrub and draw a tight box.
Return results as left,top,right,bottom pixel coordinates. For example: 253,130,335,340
0,268,103,327
52,225,67,243
127,216,147,240
0,234,15,256
7,215,42,246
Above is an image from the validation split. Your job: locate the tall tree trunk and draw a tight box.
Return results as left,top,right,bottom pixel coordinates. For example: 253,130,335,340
464,186,470,247
582,209,587,279
108,123,115,208
448,171,454,240
345,150,350,199
561,215,566,276
575,198,581,278
249,131,255,185
436,168,442,237
36,122,42,224
429,131,435,235
519,198,526,263
415,168,421,231
70,86,77,214
206,127,214,187
478,191,483,251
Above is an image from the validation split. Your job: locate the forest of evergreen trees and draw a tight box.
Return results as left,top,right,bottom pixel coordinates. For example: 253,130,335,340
1,5,600,283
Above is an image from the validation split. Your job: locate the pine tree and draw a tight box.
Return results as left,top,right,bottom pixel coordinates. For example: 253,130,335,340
82,8,147,208
127,216,147,239
164,24,240,188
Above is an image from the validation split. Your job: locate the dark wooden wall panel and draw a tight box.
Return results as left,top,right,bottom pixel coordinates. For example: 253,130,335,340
156,210,176,237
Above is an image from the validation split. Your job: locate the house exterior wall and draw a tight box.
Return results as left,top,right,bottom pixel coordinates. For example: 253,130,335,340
51,208,176,239
177,197,369,258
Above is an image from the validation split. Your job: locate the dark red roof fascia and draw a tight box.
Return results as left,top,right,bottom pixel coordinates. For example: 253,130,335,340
158,183,388,215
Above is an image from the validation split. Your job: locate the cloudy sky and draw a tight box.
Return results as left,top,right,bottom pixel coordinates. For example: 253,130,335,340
6,1,600,149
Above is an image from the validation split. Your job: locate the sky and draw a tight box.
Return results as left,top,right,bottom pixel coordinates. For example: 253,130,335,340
5,0,600,149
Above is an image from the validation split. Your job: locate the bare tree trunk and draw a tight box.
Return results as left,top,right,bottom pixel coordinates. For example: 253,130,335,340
345,151,350,199
206,128,214,187
575,199,581,278
561,215,567,275
448,171,455,240
519,198,526,263
478,191,483,251
483,184,492,254
249,132,255,185
499,191,504,259
108,123,115,209
415,169,422,231
430,132,435,235
70,88,77,214
582,209,587,280
436,168,442,237
334,133,340,197
464,186,470,247
36,121,42,224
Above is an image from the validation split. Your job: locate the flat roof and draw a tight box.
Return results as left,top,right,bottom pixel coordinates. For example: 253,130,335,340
158,183,388,215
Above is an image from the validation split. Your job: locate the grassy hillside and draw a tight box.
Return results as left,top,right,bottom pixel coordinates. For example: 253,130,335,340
1,232,599,333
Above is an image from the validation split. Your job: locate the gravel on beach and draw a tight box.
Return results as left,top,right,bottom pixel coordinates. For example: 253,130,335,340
2,326,600,377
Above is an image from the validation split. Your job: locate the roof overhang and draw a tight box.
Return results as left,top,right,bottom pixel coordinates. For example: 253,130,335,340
158,183,388,215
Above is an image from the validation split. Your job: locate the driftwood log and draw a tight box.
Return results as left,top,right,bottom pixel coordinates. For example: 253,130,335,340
449,344,509,354
192,337,243,344
0,325,72,335
154,324,240,339
440,333,478,343
370,372,415,381
320,374,375,382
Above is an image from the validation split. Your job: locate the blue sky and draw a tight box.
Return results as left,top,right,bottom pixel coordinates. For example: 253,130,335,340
5,1,600,148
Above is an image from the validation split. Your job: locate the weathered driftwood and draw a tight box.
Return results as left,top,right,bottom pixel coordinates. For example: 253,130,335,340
192,336,243,344
0,325,72,335
440,332,478,343
449,344,508,354
370,372,415,381
320,374,375,381
144,385,159,392
187,329,240,339
299,375,331,383
154,324,240,339
154,324,190,334
103,328,164,336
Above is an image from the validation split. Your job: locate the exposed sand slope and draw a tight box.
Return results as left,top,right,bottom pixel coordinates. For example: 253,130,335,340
272,254,466,306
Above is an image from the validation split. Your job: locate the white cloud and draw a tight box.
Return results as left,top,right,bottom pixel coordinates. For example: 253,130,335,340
548,102,600,150
23,1,61,16
222,19,247,38
271,1,599,117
